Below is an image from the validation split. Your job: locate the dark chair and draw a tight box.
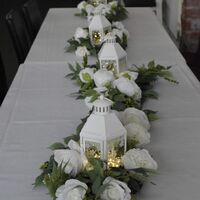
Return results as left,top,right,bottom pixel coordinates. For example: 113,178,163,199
22,0,43,40
124,0,156,7
6,8,32,64
0,53,7,105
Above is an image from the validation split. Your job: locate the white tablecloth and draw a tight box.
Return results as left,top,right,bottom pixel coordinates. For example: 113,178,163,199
1,7,200,200
26,8,186,64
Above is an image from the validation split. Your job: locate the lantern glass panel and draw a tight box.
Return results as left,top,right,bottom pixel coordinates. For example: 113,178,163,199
92,31,102,45
101,60,117,74
85,140,101,159
107,137,125,168
119,57,126,69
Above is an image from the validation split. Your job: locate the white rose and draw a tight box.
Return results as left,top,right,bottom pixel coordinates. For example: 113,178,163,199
77,1,87,10
123,107,150,130
94,69,114,87
93,4,111,15
112,21,125,30
84,96,93,110
74,27,88,41
109,1,118,8
79,68,94,83
125,123,150,146
54,140,87,176
85,4,94,15
75,46,90,58
119,71,138,81
113,77,141,98
122,148,158,170
56,179,88,200
100,177,131,200
112,28,123,39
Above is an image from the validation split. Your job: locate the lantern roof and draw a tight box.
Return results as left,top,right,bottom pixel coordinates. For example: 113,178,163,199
89,14,111,30
80,112,127,141
98,42,127,60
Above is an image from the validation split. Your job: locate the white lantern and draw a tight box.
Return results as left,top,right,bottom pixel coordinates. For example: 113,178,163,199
89,12,111,46
89,0,107,7
98,34,127,74
80,96,127,167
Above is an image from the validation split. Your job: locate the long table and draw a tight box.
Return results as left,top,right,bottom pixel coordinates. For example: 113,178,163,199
0,8,200,200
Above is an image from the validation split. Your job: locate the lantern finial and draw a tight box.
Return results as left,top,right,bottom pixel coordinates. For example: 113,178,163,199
104,32,116,43
93,95,112,115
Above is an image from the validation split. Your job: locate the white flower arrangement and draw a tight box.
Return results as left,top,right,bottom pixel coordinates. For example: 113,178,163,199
66,23,129,57
75,1,128,22
35,59,177,199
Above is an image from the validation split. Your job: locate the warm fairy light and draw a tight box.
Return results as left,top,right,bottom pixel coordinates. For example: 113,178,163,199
102,61,117,74
92,31,102,45
107,147,122,168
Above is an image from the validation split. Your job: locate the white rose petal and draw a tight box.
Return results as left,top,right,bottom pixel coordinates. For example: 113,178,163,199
85,96,93,110
123,107,150,130
77,1,87,10
125,123,150,146
119,71,138,81
93,4,111,15
74,27,88,41
122,148,158,170
112,28,123,39
56,179,88,200
94,69,114,87
75,46,90,58
101,177,131,200
79,68,94,83
68,139,81,153
113,77,141,98
112,21,125,30
54,140,87,177
85,4,94,15
109,1,118,8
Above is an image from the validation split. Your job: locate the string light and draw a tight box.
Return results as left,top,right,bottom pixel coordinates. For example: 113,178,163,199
92,31,102,45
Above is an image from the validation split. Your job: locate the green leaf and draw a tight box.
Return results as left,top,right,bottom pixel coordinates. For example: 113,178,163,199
33,173,45,188
48,143,66,150
92,176,102,195
44,162,69,199
144,110,159,121
63,135,80,145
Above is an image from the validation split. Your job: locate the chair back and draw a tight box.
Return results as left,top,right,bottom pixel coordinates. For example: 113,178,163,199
124,0,156,7
0,53,7,104
22,0,43,40
6,9,32,64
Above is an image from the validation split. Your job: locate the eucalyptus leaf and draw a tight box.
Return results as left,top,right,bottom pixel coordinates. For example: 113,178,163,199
48,143,66,150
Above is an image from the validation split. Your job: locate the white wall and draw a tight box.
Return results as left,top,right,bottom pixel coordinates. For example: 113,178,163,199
164,0,183,39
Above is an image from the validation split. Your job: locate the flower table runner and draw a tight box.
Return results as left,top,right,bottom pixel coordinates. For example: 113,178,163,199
0,62,200,200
